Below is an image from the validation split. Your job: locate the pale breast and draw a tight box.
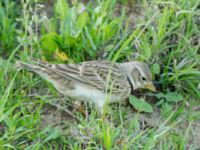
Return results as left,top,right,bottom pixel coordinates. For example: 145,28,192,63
56,82,124,105
69,84,105,102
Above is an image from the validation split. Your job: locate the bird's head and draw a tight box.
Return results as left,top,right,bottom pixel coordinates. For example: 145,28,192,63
125,61,156,92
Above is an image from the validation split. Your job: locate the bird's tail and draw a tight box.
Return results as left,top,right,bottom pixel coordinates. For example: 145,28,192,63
15,59,58,85
16,60,40,71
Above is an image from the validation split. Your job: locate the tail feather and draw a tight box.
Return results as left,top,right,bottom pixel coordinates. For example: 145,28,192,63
15,59,87,86
29,58,51,68
16,61,40,70
16,60,59,84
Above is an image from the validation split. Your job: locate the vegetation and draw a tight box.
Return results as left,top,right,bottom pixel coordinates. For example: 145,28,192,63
0,0,199,149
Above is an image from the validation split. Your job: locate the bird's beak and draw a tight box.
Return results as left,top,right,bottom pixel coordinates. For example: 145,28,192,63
145,82,156,92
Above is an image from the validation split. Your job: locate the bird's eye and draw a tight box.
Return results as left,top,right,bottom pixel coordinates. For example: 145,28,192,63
142,77,147,81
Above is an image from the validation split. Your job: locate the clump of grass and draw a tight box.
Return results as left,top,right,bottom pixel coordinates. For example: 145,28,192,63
0,1,19,57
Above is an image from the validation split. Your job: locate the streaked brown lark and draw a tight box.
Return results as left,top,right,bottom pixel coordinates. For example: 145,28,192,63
17,60,156,112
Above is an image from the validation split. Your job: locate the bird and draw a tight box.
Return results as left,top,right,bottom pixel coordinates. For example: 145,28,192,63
16,59,156,113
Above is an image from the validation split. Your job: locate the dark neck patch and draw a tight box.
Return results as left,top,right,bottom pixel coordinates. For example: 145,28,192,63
127,76,134,92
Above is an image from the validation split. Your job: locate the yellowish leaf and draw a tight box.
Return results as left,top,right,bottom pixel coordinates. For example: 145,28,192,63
55,48,68,61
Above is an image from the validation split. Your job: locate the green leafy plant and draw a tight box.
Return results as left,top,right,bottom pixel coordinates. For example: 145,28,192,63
129,95,153,113
40,0,122,62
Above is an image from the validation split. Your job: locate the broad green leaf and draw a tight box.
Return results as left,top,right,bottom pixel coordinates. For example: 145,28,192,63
155,92,183,102
40,32,58,52
55,0,68,19
139,34,152,60
129,95,153,113
77,11,89,30
84,27,97,51
94,16,103,29
152,63,160,74
103,19,119,41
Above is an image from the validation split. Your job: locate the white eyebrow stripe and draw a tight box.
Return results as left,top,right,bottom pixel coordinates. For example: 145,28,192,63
135,65,145,78
134,62,152,80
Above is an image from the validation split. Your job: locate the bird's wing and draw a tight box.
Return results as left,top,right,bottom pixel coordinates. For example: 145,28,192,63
80,61,131,95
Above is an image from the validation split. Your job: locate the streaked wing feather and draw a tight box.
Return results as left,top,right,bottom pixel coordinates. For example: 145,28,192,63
80,61,131,95
30,60,87,84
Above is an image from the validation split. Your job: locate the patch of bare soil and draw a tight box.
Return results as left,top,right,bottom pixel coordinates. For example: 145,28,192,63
40,104,76,130
187,120,200,149
114,1,145,28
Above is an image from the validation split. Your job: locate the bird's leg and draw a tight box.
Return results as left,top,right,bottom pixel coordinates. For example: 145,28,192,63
94,101,111,121
93,100,105,116
96,103,104,116
73,101,87,116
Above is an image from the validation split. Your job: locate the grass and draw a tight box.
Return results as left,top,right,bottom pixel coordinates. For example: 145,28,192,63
0,0,200,149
